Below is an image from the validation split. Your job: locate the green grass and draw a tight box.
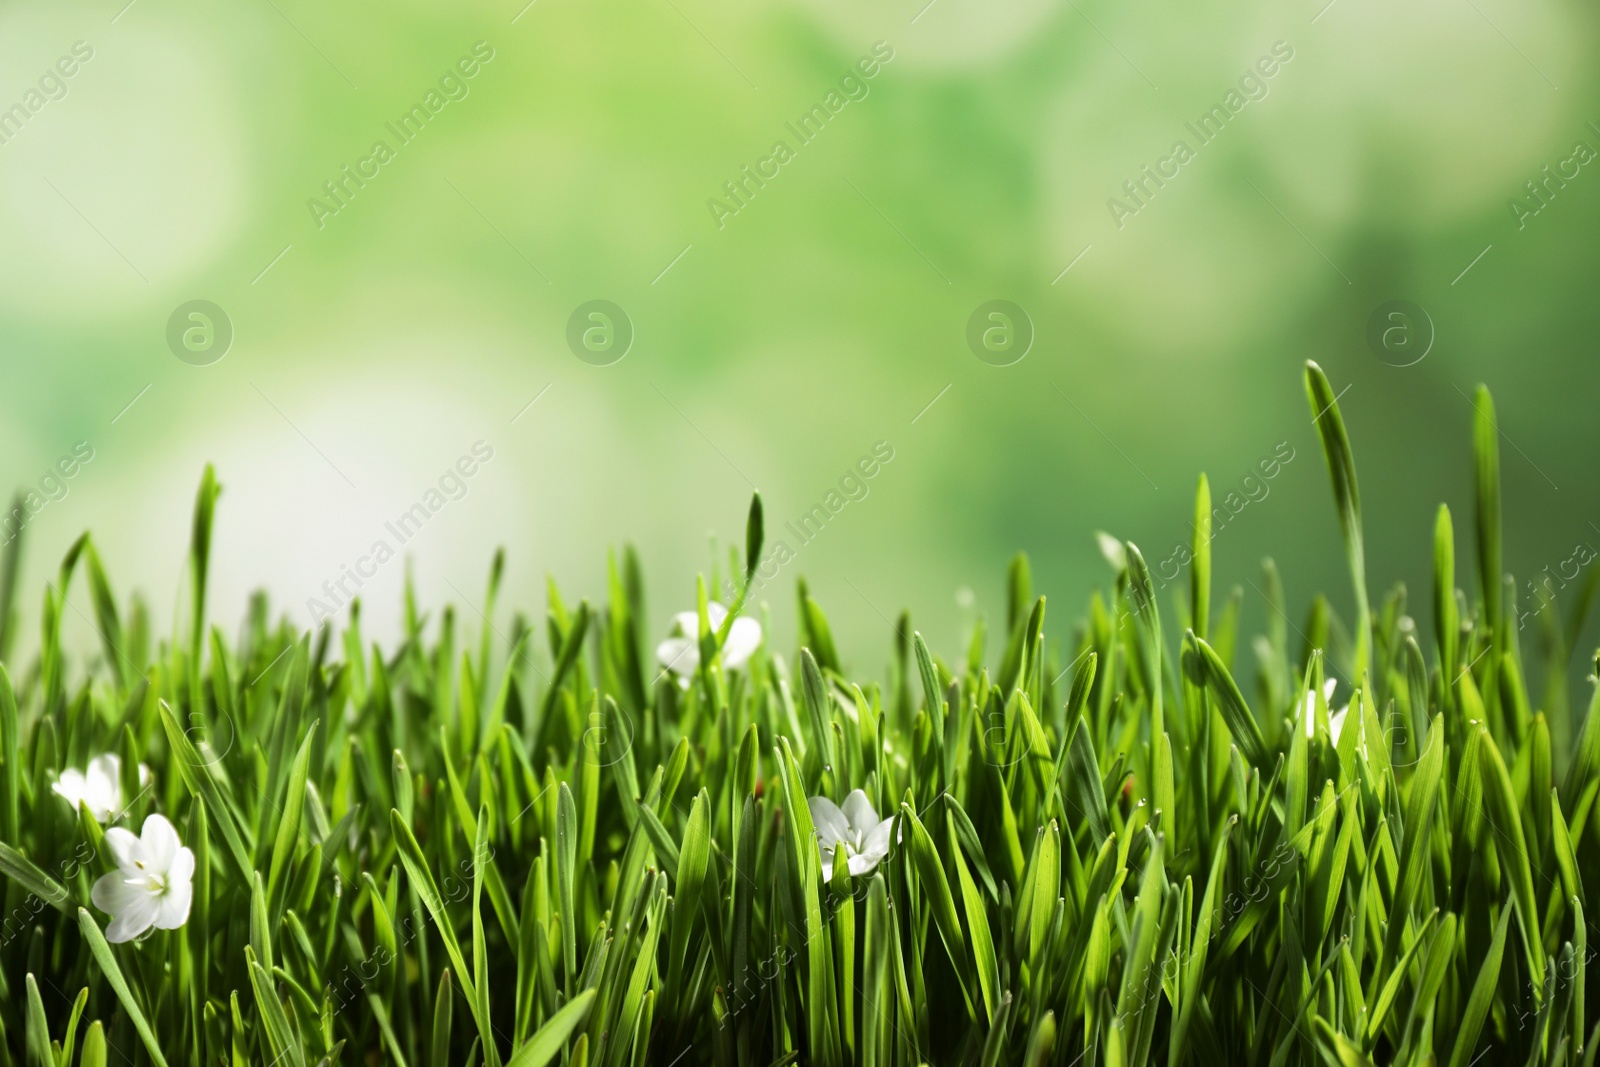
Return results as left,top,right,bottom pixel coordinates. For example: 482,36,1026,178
2,360,1598,1066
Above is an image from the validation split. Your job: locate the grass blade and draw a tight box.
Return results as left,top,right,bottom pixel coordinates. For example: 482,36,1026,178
1183,632,1267,765
1477,726,1545,996
77,909,169,1067
1305,360,1370,678
507,989,596,1067
1448,905,1512,1067
1471,384,1503,646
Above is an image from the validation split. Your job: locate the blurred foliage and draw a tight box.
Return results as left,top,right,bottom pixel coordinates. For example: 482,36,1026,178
0,0,1595,666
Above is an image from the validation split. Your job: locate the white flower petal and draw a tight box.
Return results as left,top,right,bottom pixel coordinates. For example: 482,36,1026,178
849,846,889,876
52,769,88,807
1329,706,1348,745
656,637,698,676
140,814,181,873
104,892,160,943
155,880,193,930
808,797,850,848
104,827,143,872
91,873,146,914
87,753,121,791
840,790,879,837
848,850,881,876
154,849,195,929
671,603,729,637
860,816,895,861
723,617,763,669
166,846,196,885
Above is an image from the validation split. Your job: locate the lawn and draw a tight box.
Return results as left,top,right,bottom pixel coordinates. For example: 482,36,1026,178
0,361,1594,1066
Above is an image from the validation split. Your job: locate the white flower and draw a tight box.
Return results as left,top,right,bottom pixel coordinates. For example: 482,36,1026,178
809,789,895,877
90,814,195,943
52,754,150,823
655,602,762,680
1301,679,1348,743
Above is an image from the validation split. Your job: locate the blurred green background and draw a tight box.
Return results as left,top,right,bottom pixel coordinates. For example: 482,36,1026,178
1,0,1597,675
